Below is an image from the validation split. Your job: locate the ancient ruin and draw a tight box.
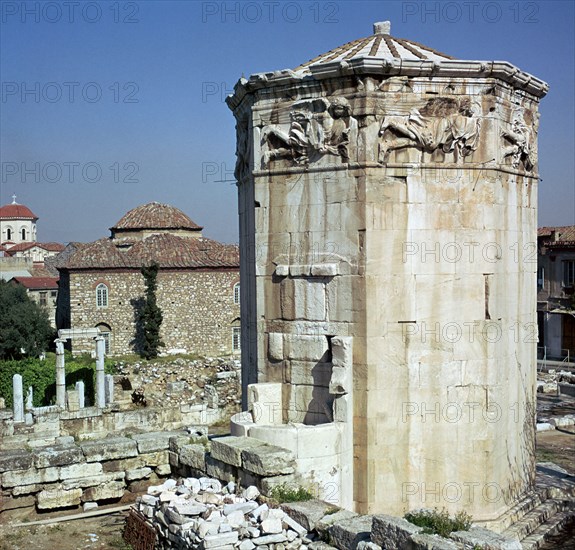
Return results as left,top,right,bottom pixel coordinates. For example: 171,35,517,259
227,21,549,524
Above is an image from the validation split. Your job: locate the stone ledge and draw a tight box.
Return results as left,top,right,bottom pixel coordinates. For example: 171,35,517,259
0,449,32,472
34,445,84,469
80,437,138,462
210,436,265,467
131,431,187,453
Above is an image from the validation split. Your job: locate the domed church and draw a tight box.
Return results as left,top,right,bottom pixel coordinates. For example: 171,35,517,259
56,202,240,356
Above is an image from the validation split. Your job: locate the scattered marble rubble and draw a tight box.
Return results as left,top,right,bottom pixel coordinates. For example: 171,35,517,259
114,357,242,411
135,477,313,549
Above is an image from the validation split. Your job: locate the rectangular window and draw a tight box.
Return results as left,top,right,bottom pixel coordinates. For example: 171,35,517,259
232,327,241,351
563,260,575,287
537,266,545,290
39,292,47,307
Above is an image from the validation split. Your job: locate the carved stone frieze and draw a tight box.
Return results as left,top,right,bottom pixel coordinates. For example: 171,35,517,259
378,97,482,163
501,107,538,172
261,96,357,167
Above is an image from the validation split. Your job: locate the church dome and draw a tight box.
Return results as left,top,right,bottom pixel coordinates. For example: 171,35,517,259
0,198,38,220
111,202,203,232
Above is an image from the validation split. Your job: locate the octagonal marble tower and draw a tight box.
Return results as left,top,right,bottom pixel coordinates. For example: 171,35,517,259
227,22,548,523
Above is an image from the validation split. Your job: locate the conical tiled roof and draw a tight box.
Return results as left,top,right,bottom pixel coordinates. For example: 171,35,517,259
295,21,454,75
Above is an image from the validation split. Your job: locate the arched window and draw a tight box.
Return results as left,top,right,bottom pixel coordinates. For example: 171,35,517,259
96,283,108,308
6,228,12,240
21,228,26,240
231,318,241,352
233,282,240,305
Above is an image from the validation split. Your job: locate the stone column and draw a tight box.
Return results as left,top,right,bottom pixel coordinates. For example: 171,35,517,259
55,339,66,408
13,374,24,422
105,374,114,405
95,337,106,408
25,386,33,410
75,381,85,409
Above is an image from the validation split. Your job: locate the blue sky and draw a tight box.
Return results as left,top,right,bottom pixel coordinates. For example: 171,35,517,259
1,0,574,244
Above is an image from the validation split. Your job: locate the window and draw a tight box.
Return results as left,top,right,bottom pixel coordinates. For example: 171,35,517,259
233,282,240,304
39,292,47,308
563,261,575,288
21,228,26,240
96,283,109,307
537,267,545,290
6,228,12,240
96,324,112,355
232,326,241,351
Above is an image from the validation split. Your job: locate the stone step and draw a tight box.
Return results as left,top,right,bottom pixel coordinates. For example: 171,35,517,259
519,509,575,550
495,489,548,531
502,500,562,541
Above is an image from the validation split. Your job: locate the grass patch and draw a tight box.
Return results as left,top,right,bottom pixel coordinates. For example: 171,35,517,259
405,508,472,538
269,483,313,503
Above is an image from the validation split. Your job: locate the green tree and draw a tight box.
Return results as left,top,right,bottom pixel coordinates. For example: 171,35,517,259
0,280,54,360
139,262,164,359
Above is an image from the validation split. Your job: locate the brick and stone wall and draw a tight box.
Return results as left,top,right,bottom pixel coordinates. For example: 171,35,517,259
67,269,240,356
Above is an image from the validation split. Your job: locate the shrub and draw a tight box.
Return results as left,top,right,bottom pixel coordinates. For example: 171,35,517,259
269,483,313,503
405,508,473,538
0,353,116,408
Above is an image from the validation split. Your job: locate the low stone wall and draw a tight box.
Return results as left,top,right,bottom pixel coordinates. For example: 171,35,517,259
0,403,225,451
0,431,188,513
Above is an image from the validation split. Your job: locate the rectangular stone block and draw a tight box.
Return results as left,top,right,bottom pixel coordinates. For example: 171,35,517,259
179,444,207,470
0,494,36,511
241,444,295,476
327,515,372,550
371,514,424,548
132,431,187,453
35,445,84,469
210,436,250,467
281,279,326,321
103,456,146,472
284,334,329,362
125,467,152,481
82,481,125,502
0,449,33,472
1,467,59,488
37,488,82,510
140,450,170,467
268,332,284,361
205,455,237,482
80,437,138,462
60,462,103,480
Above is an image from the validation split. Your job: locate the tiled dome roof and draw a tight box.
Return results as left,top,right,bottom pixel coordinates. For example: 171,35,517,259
0,203,38,220
111,202,203,232
294,21,454,75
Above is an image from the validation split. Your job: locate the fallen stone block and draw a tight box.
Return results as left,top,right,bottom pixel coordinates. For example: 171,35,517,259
327,514,372,550
410,533,459,549
201,531,239,548
37,487,83,510
139,450,170,467
371,514,424,548
80,437,138,462
316,509,358,537
0,449,33,472
450,527,522,550
281,499,337,531
155,463,171,476
241,443,295,476
103,456,146,473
